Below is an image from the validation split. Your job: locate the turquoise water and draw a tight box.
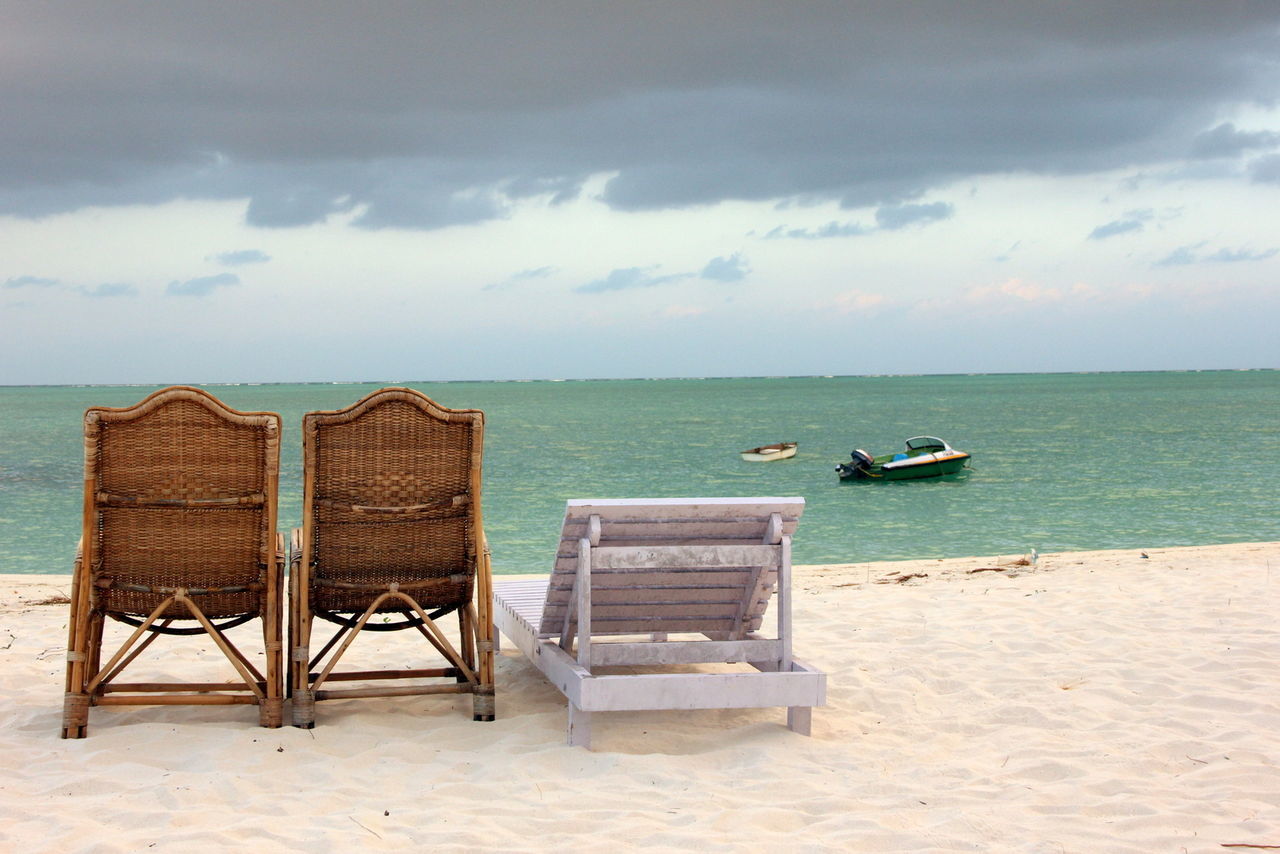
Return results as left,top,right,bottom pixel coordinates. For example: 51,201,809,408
1,371,1277,574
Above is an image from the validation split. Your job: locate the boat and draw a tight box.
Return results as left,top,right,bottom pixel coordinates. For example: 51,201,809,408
740,441,798,462
836,436,970,481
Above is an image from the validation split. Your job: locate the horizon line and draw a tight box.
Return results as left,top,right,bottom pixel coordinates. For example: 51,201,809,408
1,366,1275,390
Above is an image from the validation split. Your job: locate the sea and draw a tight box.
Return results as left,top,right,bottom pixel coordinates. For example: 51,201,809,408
1,371,1277,575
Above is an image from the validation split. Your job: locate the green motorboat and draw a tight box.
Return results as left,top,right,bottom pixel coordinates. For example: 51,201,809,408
836,436,971,481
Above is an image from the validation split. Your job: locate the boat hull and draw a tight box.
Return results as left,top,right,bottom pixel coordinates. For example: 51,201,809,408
740,442,797,462
837,449,970,481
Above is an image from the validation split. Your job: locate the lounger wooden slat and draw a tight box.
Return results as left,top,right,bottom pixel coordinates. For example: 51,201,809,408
547,569,764,588
553,587,755,604
493,497,826,748
545,602,744,618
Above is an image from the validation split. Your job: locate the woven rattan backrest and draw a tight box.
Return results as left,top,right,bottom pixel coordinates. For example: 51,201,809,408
82,386,281,619
302,388,484,612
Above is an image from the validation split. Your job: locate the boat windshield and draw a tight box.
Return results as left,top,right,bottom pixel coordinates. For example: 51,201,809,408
905,436,947,451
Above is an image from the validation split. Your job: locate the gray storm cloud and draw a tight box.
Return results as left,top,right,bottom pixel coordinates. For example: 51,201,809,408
1191,123,1280,158
3,2,1278,229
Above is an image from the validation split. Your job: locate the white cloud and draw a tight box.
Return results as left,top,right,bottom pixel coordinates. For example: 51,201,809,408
166,273,240,297
575,266,690,294
484,265,557,291
1156,243,1277,266
78,283,137,298
874,201,954,230
3,275,59,289
213,249,271,265
700,252,750,282
831,290,888,314
1088,209,1154,240
662,304,708,319
964,279,1065,304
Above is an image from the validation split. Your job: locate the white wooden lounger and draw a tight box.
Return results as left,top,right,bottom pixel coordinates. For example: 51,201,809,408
493,497,826,748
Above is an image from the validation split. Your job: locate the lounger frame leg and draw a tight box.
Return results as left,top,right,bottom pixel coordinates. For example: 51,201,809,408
568,704,593,748
787,705,812,736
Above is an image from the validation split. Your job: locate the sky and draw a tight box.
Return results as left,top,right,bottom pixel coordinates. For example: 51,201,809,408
2,2,1278,384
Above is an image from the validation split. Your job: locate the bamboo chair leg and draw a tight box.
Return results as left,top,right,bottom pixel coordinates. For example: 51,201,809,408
456,608,477,691
290,531,320,728
95,619,167,688
290,602,315,729
462,604,492,719
259,545,284,729
62,609,97,739
291,689,315,729
459,608,476,677
62,548,93,739
298,592,406,726
472,550,496,722
63,551,83,699
86,614,104,684
61,692,90,739
260,622,282,728
286,564,297,701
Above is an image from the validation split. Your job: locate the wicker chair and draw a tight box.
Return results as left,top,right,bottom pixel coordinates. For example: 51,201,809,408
61,386,284,738
289,388,495,726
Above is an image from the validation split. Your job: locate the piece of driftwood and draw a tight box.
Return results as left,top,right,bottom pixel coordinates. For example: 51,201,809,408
61,386,284,738
493,497,825,748
874,572,929,585
289,388,494,726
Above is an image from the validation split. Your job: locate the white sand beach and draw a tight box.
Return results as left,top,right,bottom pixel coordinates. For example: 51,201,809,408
2,542,1278,852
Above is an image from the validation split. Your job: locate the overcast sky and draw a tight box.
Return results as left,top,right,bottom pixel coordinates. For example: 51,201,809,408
2,2,1278,384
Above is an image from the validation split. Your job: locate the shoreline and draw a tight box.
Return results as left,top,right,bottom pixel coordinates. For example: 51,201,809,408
5,541,1275,610
2,541,1277,851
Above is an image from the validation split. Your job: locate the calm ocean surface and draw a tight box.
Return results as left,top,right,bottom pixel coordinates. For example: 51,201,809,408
1,371,1277,575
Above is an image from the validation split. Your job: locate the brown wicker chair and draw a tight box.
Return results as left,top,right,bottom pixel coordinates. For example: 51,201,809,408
61,386,284,738
289,388,495,726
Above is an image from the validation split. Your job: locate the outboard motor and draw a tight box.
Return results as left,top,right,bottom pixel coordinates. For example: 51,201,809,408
836,448,875,479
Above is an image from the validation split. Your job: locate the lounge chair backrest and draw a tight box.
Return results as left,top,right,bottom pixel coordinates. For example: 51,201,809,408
83,385,280,620
537,497,804,640
301,387,484,615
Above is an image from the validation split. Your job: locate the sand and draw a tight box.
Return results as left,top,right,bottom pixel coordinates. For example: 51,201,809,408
2,542,1278,852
